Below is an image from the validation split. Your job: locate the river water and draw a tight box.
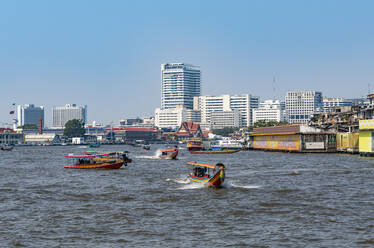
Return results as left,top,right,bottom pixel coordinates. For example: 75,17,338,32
0,145,373,247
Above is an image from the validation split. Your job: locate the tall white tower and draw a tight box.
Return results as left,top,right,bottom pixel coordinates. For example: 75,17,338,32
161,63,201,110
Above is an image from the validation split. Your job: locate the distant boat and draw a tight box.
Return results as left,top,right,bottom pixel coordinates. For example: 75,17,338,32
187,162,226,187
89,143,101,148
142,144,151,150
159,149,178,160
64,152,127,169
1,145,14,151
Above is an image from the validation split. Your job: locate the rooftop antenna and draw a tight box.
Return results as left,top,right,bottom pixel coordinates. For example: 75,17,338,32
272,76,276,100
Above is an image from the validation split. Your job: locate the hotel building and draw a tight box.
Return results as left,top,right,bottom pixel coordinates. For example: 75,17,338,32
52,104,87,128
161,63,201,110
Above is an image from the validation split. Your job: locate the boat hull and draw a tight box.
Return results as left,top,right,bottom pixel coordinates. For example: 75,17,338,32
187,168,225,187
190,149,240,154
64,161,123,169
159,150,178,160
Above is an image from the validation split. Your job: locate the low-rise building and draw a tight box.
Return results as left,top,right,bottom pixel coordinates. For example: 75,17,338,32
155,107,186,129
359,119,374,156
251,124,336,152
0,128,24,145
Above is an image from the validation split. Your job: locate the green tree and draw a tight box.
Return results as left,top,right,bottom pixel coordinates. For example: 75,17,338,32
63,119,85,137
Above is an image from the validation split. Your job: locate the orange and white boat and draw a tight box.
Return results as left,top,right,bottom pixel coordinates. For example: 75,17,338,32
159,149,178,160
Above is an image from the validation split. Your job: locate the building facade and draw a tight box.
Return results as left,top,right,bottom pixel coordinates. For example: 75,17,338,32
252,100,286,124
211,110,241,129
285,91,323,124
323,98,353,112
154,107,187,129
161,63,201,110
52,104,87,128
193,94,259,128
17,104,44,128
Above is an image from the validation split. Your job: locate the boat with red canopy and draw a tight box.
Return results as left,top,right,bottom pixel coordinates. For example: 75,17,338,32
187,162,226,187
64,152,125,169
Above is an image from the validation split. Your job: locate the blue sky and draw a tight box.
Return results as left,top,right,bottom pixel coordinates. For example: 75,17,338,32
1,0,373,126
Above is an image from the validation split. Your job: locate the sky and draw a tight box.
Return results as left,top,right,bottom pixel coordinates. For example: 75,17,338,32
1,0,373,126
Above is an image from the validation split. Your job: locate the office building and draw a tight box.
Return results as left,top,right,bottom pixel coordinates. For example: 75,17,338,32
161,63,201,110
285,91,322,124
17,104,44,128
154,107,186,129
52,104,87,128
252,100,286,124
211,110,241,129
193,94,259,128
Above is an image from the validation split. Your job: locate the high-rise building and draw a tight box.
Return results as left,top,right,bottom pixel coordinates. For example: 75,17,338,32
17,104,44,128
193,94,259,128
161,63,201,110
285,91,322,124
252,100,286,124
52,104,87,128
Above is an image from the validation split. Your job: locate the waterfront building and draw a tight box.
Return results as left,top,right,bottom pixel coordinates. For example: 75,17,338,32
285,91,323,124
52,104,87,129
161,63,201,110
17,104,44,128
359,119,374,156
154,107,186,129
0,128,24,145
193,94,259,128
251,124,336,152
323,98,353,112
210,110,241,129
252,100,286,124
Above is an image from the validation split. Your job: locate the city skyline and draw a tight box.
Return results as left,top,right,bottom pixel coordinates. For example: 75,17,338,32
1,1,374,126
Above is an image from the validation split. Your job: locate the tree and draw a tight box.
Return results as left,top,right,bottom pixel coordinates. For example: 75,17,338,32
64,119,85,137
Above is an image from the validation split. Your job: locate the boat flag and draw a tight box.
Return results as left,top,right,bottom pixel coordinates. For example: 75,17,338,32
9,110,14,114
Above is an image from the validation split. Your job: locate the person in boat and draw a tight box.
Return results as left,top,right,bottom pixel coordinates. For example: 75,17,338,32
162,151,167,155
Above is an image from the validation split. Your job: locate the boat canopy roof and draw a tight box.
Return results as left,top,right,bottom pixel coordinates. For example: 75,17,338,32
65,153,116,158
186,162,216,169
161,149,177,152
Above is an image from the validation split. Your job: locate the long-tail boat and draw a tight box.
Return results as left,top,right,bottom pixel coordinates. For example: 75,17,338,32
1,145,14,151
159,149,178,160
187,162,226,187
190,148,240,154
64,153,125,169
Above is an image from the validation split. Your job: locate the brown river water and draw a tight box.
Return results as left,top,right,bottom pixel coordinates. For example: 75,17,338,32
0,144,373,247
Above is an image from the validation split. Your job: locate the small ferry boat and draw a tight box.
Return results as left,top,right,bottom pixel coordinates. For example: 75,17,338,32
187,162,226,187
190,148,240,154
142,144,151,150
1,145,14,151
64,152,128,169
85,151,132,164
159,149,178,160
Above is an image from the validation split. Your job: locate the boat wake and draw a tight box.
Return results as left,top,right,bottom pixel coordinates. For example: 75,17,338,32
224,181,261,189
176,182,207,190
135,155,160,159
166,177,189,184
